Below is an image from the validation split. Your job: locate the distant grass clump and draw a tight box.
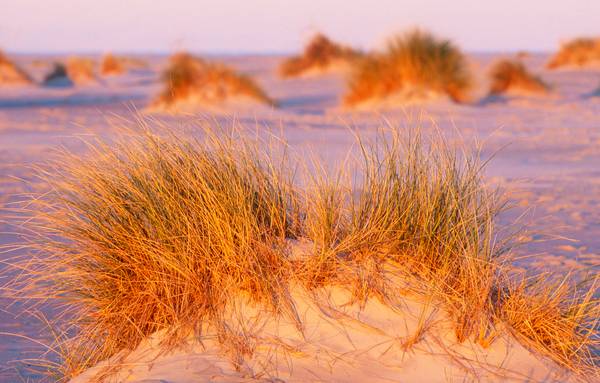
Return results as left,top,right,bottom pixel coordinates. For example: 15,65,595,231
0,50,32,85
344,30,473,106
3,122,599,380
488,59,549,96
42,62,73,87
152,52,275,110
279,33,362,77
547,37,600,69
100,53,125,75
66,57,96,84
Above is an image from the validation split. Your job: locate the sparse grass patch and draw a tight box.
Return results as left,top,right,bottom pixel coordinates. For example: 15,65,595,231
152,52,275,110
279,33,362,77
547,37,600,69
344,30,473,106
0,50,32,85
488,59,549,96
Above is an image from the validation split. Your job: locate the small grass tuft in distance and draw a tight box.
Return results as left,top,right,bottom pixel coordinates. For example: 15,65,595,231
100,53,125,75
344,30,473,106
279,33,362,77
66,57,96,84
0,50,33,85
547,37,600,69
488,59,549,96
153,52,275,110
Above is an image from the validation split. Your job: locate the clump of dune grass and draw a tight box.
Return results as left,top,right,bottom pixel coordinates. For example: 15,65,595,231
488,59,549,96
279,33,362,77
498,273,599,375
100,53,125,76
3,122,599,381
0,50,32,85
152,52,275,110
547,37,600,69
66,57,96,84
3,126,299,380
42,63,73,87
344,30,473,106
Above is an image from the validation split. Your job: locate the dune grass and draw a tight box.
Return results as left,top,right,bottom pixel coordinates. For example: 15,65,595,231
488,59,549,96
279,33,362,77
66,57,96,84
344,30,473,106
547,37,600,69
153,52,275,110
100,53,125,75
0,50,32,85
3,122,599,381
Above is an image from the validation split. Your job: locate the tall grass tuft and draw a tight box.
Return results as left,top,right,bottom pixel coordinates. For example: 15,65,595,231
153,52,275,110
488,59,549,96
279,33,362,77
547,37,600,69
344,30,473,106
3,125,299,380
0,50,32,85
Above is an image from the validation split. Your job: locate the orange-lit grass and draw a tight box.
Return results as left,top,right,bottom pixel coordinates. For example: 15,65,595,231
547,37,600,69
488,60,549,95
279,33,362,77
0,50,32,85
66,57,96,84
153,52,275,109
2,122,598,381
100,53,125,75
2,125,300,380
344,30,473,106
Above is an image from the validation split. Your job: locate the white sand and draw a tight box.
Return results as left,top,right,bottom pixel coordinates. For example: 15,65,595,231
0,52,599,382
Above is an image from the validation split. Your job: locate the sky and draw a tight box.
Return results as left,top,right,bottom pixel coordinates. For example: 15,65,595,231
1,0,599,54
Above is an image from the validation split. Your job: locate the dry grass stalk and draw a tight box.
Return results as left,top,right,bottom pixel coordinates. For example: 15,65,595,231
547,37,600,69
0,50,32,85
153,52,275,110
344,30,473,106
279,33,362,77
488,60,549,96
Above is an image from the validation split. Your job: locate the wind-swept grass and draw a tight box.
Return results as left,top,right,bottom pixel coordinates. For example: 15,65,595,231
2,122,598,381
344,30,473,106
279,33,362,77
488,59,549,96
547,37,600,69
0,50,32,85
152,52,275,110
100,53,125,76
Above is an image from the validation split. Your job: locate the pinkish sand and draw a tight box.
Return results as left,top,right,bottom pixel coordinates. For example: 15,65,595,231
0,52,599,382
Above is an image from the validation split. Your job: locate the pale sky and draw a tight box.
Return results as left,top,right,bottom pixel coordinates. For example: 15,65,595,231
1,0,599,54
